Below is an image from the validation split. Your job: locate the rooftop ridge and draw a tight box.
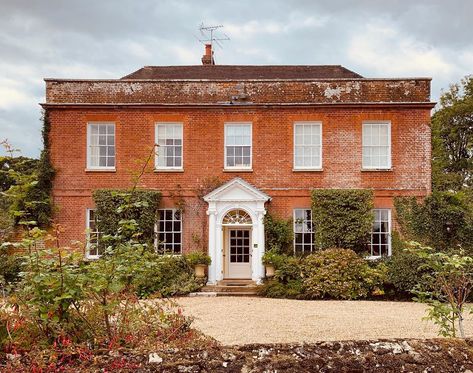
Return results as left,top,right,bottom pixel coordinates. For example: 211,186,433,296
120,64,364,80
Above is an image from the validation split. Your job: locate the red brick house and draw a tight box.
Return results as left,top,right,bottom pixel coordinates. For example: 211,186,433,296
43,46,434,284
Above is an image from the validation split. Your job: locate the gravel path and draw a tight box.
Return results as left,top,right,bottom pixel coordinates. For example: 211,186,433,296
177,297,473,345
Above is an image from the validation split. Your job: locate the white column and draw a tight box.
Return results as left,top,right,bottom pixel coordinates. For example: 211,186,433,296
252,208,266,284
207,208,217,285
216,222,223,281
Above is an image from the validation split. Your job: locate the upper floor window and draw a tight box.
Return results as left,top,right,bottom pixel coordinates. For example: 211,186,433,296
369,209,391,258
294,122,322,170
362,121,391,169
86,209,103,259
156,209,182,254
293,208,315,255
224,123,252,170
87,123,115,170
155,123,183,170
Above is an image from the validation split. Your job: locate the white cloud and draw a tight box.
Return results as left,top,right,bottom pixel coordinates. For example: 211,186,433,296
348,21,452,77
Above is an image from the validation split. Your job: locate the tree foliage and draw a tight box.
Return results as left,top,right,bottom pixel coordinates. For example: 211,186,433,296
432,75,473,191
0,110,55,228
311,189,374,252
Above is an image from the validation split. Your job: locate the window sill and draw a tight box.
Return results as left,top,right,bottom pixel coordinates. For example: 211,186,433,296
84,255,101,260
85,168,116,173
293,168,323,172
365,255,390,260
154,169,184,173
361,168,392,172
223,168,253,172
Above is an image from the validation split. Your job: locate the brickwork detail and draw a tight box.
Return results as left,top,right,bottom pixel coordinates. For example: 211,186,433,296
45,79,431,105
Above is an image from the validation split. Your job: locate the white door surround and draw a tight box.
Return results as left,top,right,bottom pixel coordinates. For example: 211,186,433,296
203,177,271,285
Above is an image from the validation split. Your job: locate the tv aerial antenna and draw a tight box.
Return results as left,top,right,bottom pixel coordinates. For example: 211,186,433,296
197,23,230,61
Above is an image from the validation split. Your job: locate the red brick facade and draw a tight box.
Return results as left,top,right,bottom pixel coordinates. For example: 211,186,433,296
43,67,434,253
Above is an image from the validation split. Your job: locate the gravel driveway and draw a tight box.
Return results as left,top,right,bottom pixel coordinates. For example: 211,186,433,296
177,297,473,345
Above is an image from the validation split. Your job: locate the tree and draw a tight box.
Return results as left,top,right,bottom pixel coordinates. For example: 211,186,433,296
411,243,473,338
432,75,473,191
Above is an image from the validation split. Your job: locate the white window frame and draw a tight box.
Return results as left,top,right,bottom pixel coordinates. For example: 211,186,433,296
155,122,184,171
293,121,323,170
224,122,252,170
293,208,315,254
86,208,102,260
86,122,116,170
362,121,391,170
367,208,392,259
155,208,183,255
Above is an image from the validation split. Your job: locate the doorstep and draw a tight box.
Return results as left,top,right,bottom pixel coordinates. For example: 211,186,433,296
194,279,261,297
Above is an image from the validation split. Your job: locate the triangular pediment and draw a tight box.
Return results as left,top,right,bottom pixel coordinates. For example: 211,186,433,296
203,177,271,202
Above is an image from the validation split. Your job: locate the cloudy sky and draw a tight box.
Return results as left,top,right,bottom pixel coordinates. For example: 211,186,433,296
1,0,472,157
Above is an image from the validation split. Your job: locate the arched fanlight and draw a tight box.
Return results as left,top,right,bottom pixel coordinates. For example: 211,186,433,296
222,209,252,225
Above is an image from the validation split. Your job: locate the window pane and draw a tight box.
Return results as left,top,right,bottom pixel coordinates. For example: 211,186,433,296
294,123,321,169
225,124,251,168
155,123,183,169
370,209,391,257
156,208,182,254
363,123,390,169
293,209,315,254
88,123,115,168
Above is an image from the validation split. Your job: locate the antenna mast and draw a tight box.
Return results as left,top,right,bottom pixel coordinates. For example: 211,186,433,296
198,23,230,63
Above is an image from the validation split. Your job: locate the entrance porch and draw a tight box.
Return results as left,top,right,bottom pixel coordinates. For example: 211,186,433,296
203,178,271,285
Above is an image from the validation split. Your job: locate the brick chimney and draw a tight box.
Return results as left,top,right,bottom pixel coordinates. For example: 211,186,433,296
201,43,215,65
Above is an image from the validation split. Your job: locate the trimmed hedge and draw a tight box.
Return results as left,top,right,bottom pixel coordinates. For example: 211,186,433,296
312,189,374,252
93,189,161,244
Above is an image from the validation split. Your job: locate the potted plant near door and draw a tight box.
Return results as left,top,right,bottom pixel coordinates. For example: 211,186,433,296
262,249,282,278
186,251,212,278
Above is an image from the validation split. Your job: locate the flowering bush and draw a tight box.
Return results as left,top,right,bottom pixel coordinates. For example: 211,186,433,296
260,249,387,300
301,248,387,299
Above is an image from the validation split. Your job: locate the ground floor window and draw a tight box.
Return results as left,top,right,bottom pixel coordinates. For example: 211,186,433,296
369,209,391,257
86,209,103,259
293,208,315,254
156,209,182,254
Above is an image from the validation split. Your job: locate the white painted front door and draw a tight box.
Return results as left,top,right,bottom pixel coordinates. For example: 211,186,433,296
227,229,252,278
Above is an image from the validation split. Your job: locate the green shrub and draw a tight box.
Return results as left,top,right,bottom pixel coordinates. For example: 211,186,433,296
185,251,211,266
264,214,293,254
258,279,304,299
259,253,304,298
301,248,386,299
132,253,202,298
0,246,23,289
93,189,161,244
312,189,374,252
262,249,287,267
386,248,432,296
274,255,303,283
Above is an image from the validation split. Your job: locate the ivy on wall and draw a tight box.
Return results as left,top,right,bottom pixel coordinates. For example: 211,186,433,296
93,189,161,244
311,189,374,252
394,191,473,252
264,213,293,254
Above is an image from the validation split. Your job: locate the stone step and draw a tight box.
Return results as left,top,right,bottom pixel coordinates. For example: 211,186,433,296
188,291,260,297
201,285,259,293
217,279,256,286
